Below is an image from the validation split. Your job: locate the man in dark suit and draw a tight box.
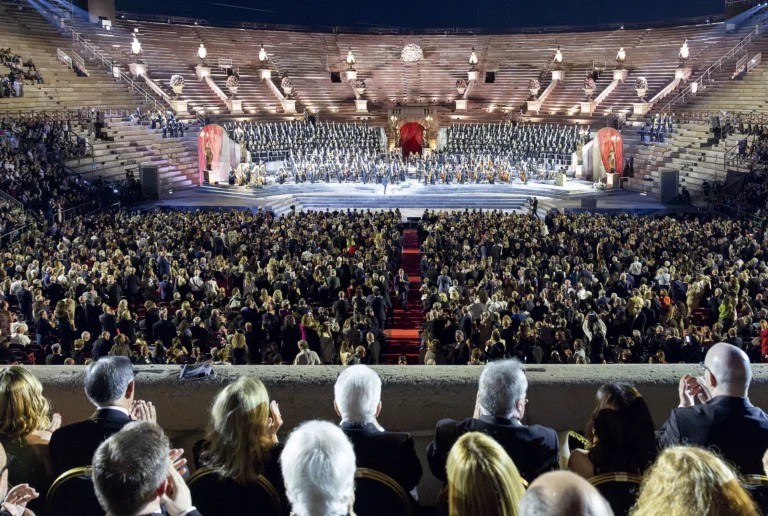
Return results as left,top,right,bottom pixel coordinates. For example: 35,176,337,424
45,343,65,365
91,331,113,360
152,308,177,347
99,306,118,336
334,365,422,494
367,287,387,330
16,280,33,321
659,342,768,475
92,422,201,516
49,357,156,477
427,359,559,484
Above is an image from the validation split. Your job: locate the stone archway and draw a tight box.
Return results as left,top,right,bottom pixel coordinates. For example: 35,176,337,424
388,107,437,153
399,122,424,157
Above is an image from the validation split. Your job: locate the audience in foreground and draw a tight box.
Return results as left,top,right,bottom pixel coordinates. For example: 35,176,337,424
49,356,156,477
447,431,526,516
658,342,768,475
92,421,200,516
2,346,768,514
428,359,559,483
280,420,357,516
333,365,422,495
520,471,614,516
631,446,759,516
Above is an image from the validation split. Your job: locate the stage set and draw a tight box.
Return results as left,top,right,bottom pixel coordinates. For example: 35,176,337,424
194,111,629,216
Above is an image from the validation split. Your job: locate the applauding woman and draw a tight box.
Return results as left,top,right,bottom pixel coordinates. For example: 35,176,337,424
194,377,285,511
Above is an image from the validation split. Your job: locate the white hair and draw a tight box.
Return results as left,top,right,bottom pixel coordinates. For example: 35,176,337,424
478,359,528,419
281,421,356,516
333,365,381,424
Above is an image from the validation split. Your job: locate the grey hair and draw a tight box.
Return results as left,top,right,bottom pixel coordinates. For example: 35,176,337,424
92,422,170,516
334,365,381,424
84,357,134,406
281,421,356,516
478,359,528,419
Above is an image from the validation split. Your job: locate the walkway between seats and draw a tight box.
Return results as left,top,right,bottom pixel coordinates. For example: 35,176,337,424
383,229,421,364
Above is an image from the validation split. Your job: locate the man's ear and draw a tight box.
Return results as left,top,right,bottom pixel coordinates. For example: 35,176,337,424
156,478,168,498
375,401,382,418
333,400,341,418
125,380,135,401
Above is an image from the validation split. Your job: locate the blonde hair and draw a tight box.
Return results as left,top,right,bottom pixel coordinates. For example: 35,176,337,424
201,377,273,484
631,446,759,516
447,432,525,516
0,366,51,440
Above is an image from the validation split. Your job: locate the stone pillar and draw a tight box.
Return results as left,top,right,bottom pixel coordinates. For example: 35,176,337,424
613,69,629,82
128,62,147,78
283,99,297,114
195,65,211,80
225,99,243,114
633,102,652,116
455,99,467,110
169,99,189,115
355,99,368,113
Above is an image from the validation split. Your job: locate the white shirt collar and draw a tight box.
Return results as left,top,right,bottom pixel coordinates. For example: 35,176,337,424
97,405,130,416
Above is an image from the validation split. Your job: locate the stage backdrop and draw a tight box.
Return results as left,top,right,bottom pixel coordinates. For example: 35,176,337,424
198,124,236,184
400,122,424,157
590,127,623,182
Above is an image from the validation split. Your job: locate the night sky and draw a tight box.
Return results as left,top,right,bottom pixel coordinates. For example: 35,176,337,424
116,0,724,30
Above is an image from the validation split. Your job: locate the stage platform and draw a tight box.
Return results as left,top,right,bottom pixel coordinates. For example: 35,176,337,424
148,179,670,218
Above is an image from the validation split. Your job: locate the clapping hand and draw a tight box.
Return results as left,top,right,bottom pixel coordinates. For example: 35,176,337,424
678,373,712,408
169,448,188,477
265,401,283,445
160,464,193,516
130,400,157,423
46,413,61,433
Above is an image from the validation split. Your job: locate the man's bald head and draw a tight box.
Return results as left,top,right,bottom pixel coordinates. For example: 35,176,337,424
519,471,614,516
705,342,751,397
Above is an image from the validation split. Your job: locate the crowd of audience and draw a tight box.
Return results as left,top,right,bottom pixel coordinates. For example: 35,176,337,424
0,115,131,222
0,48,43,98
417,208,768,366
0,347,766,515
0,206,402,367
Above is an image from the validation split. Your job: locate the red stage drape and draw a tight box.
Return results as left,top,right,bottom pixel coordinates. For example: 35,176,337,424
198,124,224,183
597,127,624,176
400,122,424,157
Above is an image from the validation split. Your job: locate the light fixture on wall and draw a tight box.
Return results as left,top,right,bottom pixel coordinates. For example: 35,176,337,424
679,39,689,66
616,46,626,68
131,35,142,62
553,44,563,69
468,47,478,69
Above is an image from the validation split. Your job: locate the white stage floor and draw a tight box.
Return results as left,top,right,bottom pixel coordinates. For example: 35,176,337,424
152,179,667,218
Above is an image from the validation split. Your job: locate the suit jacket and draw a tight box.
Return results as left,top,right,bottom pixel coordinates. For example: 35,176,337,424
658,396,768,475
427,415,559,483
49,408,132,476
340,422,422,492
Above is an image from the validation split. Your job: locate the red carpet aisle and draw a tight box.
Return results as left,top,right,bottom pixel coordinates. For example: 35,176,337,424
383,229,422,364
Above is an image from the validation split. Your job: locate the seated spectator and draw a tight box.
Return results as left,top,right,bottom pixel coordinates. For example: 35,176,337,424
428,359,559,483
333,365,422,493
567,382,657,478
293,339,321,365
45,343,65,365
194,377,284,493
0,366,61,500
519,471,613,516
631,446,759,516
447,431,525,516
49,356,154,477
9,324,29,346
93,421,201,516
0,440,41,515
280,421,356,516
658,342,768,475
